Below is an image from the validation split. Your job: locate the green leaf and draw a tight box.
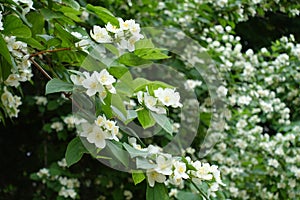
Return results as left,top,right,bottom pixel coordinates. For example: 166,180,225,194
86,4,119,25
132,171,146,185
111,94,128,121
134,48,170,60
135,39,155,49
47,38,62,48
118,53,152,67
146,183,169,200
176,191,203,200
150,112,173,135
18,38,45,50
132,78,149,91
26,12,44,36
106,141,129,167
62,0,80,10
123,143,148,158
137,157,156,169
65,137,88,167
45,78,73,95
3,15,31,38
137,109,156,129
0,35,16,75
54,23,78,47
40,8,64,20
58,6,82,22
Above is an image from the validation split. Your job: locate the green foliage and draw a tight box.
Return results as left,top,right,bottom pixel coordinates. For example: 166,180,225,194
146,183,169,200
65,137,89,167
45,78,73,95
132,171,146,185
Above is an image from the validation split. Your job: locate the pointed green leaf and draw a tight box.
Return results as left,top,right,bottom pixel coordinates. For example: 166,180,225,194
45,78,73,95
146,183,169,200
118,53,152,67
86,4,119,25
123,143,148,158
137,109,156,129
65,137,89,167
150,112,173,135
3,15,31,38
132,171,146,185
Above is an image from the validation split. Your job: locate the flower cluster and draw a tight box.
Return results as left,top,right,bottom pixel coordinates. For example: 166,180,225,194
137,87,182,114
1,87,22,118
90,18,144,53
78,114,120,149
71,69,116,100
33,159,80,200
58,177,80,199
4,36,33,87
128,138,224,196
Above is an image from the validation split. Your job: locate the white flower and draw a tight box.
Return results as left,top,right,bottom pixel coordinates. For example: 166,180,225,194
118,18,134,31
144,93,166,114
90,26,112,43
37,168,50,178
70,74,85,85
59,187,77,199
51,122,64,132
154,88,182,108
237,95,252,106
210,165,225,186
1,87,22,118
154,154,173,175
5,74,21,87
0,11,3,31
193,161,213,180
98,69,116,86
58,158,67,168
268,159,279,168
80,122,94,137
87,125,107,148
184,79,202,90
106,22,119,33
216,85,228,97
123,190,133,200
146,170,166,187
168,188,178,197
95,115,107,127
82,72,105,96
173,160,189,179
209,182,219,192
63,116,76,129
34,96,48,106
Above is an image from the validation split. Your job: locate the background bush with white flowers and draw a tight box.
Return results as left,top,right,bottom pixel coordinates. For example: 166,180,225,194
0,0,300,200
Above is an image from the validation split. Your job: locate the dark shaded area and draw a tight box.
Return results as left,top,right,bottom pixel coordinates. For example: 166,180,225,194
235,12,300,51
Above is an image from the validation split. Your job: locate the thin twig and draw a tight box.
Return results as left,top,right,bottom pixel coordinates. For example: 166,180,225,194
29,47,71,58
29,58,52,80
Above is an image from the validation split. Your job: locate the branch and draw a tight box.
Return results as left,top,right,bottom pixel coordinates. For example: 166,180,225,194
29,47,72,58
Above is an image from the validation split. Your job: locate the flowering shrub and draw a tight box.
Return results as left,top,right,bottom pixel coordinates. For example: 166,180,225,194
0,0,300,200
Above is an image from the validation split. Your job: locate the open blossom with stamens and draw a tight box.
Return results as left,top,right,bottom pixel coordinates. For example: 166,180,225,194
72,69,116,99
154,155,173,175
90,18,144,53
79,114,119,148
173,160,189,179
90,26,112,43
82,72,106,96
154,87,182,108
146,170,166,187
